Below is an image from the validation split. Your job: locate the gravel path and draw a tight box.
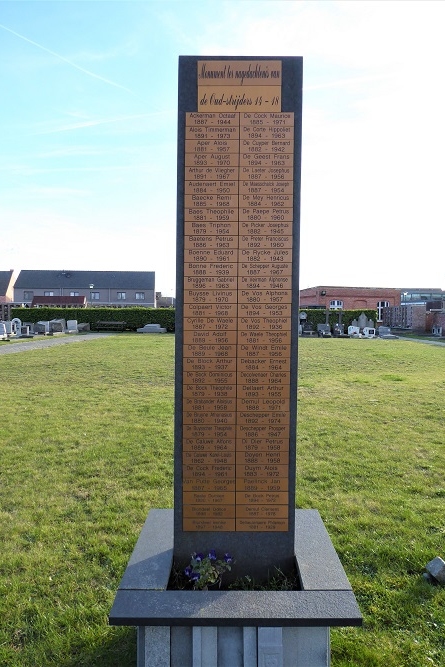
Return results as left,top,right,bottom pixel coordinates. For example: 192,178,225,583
397,336,445,347
0,333,115,355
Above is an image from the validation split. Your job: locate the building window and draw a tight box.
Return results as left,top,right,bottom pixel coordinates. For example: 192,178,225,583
117,292,126,300
90,292,100,300
44,291,54,297
377,301,389,321
70,291,79,297
23,291,33,300
135,292,145,300
330,299,343,310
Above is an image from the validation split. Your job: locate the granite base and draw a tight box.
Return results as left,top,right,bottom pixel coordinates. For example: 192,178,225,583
109,509,362,667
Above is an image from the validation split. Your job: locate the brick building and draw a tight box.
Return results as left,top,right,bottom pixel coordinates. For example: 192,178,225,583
384,302,445,333
0,270,16,320
0,270,15,304
299,286,401,322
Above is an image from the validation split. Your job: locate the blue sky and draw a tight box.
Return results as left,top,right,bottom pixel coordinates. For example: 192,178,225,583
1,0,444,295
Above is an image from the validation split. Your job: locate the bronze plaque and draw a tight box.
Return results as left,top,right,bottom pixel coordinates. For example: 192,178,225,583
179,60,299,535
197,61,282,114
235,518,288,532
183,518,235,531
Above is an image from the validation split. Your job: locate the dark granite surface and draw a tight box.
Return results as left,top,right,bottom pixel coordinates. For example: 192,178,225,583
109,509,362,628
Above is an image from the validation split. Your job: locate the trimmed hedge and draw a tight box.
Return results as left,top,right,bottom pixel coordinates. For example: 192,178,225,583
11,307,376,335
11,307,176,333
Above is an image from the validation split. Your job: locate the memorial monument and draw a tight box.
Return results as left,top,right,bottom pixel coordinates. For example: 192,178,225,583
110,56,361,667
175,56,299,579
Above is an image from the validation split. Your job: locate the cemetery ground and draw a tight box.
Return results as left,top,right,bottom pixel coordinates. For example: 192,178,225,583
0,335,444,667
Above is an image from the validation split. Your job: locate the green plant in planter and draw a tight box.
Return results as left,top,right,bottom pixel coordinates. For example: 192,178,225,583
229,567,300,591
184,550,233,590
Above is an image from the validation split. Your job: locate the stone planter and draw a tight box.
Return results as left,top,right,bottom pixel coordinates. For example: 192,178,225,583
110,510,361,667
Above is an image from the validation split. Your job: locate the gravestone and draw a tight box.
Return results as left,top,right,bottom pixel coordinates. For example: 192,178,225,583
302,321,315,336
362,327,376,339
348,325,361,337
4,321,13,335
317,324,332,338
19,325,33,338
333,322,345,336
35,321,50,335
137,323,167,334
357,312,368,330
110,55,361,667
66,320,78,334
50,318,66,334
11,317,22,336
378,326,398,339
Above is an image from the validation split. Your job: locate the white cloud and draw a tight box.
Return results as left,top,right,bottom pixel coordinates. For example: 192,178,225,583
0,22,134,93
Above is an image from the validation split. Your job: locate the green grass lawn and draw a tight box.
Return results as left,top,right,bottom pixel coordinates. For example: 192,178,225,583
0,334,175,667
297,338,445,666
0,334,444,666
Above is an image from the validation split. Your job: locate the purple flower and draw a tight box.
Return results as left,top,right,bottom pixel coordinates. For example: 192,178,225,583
193,552,204,563
184,565,193,578
190,571,201,582
224,553,233,564
208,549,217,561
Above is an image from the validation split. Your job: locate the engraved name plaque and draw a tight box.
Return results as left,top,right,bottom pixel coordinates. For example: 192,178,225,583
175,56,302,576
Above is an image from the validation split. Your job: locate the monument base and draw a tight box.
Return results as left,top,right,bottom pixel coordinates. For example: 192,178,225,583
109,510,361,667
